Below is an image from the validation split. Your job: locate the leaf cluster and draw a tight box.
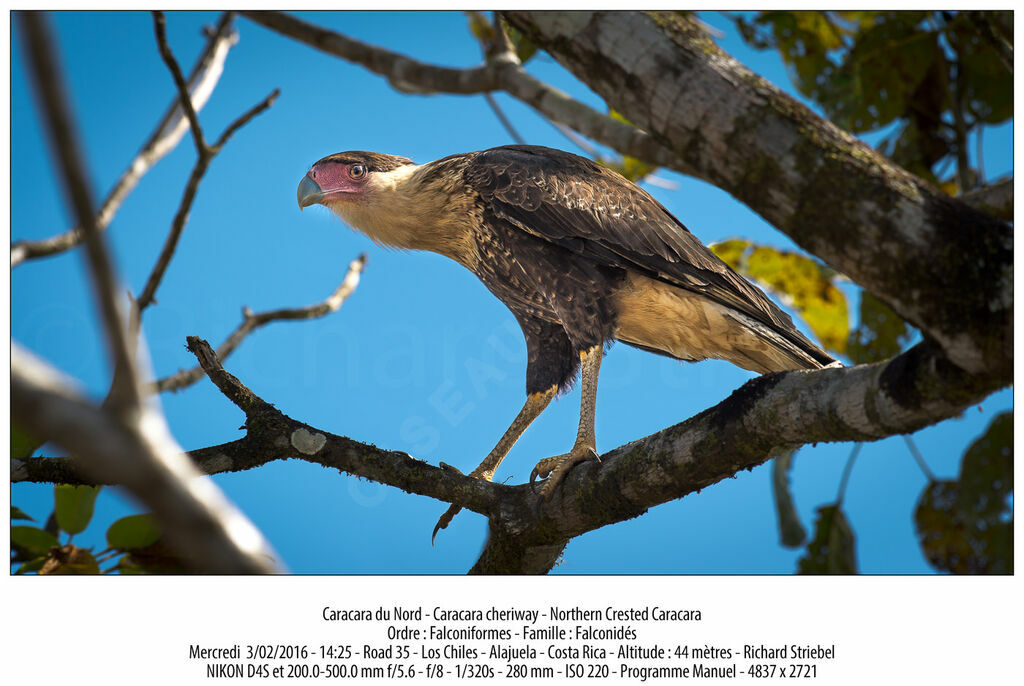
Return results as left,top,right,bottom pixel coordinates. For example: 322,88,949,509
914,411,1013,574
711,239,849,353
734,10,1011,186
11,485,175,575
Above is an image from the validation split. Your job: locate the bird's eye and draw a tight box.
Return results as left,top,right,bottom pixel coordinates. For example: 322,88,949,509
349,164,366,179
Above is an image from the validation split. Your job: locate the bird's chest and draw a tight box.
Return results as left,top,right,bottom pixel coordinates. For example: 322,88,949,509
469,222,622,339
471,227,555,319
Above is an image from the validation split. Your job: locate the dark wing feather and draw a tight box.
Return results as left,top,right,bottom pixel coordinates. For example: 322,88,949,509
464,145,834,365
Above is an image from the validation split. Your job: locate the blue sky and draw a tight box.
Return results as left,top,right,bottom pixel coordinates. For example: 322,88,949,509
10,11,1012,573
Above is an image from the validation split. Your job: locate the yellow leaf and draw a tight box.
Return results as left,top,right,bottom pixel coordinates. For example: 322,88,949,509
711,240,850,354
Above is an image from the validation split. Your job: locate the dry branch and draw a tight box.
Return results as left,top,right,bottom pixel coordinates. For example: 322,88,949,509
15,11,278,574
240,11,688,174
15,335,999,574
138,12,280,313
154,253,367,393
135,87,278,312
10,12,238,268
153,11,208,153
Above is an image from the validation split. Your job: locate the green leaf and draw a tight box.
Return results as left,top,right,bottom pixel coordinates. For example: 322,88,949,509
11,525,60,558
11,505,35,522
504,23,538,64
465,11,493,43
914,411,1012,574
710,239,849,353
54,484,101,535
106,514,162,550
772,449,806,548
949,12,1012,125
732,11,1009,191
846,292,913,364
15,557,48,575
797,505,858,574
12,423,43,459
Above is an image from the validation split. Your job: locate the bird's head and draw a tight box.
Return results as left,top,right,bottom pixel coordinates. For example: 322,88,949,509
296,149,475,263
297,151,415,213
297,150,427,249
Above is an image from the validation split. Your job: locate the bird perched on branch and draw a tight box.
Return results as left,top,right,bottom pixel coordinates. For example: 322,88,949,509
297,144,837,540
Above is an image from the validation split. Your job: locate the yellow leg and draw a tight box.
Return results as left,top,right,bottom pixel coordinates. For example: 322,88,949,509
432,386,556,542
531,345,603,503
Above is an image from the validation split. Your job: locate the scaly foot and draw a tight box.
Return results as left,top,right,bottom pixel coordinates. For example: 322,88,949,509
529,444,600,504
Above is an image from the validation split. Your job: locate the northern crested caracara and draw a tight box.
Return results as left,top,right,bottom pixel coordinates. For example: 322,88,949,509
297,145,837,539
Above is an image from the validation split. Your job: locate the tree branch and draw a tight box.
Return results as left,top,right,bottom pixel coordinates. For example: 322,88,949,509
503,11,1012,380
20,10,144,413
152,11,208,154
15,337,513,519
960,176,1013,221
10,12,238,268
243,10,1009,382
137,13,280,313
135,87,279,312
15,335,1004,574
12,346,278,573
16,11,278,574
153,253,367,393
240,10,689,174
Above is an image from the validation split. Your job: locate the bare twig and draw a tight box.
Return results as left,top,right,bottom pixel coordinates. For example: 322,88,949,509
213,89,280,149
17,11,278,574
240,11,687,173
136,17,280,313
11,12,238,269
465,11,526,145
549,118,600,157
835,443,862,503
134,88,279,312
154,253,366,393
137,12,279,313
152,11,207,153
484,92,526,144
903,435,935,482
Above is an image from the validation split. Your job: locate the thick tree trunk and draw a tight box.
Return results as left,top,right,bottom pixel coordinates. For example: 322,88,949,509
17,11,1011,576
504,11,1012,381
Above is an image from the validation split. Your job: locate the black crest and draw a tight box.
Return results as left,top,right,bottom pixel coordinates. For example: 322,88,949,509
315,150,413,172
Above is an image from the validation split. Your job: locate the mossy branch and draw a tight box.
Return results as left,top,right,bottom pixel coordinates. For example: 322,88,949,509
16,336,999,574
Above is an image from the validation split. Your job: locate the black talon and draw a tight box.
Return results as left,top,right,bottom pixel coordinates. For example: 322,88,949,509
529,466,542,490
431,503,461,545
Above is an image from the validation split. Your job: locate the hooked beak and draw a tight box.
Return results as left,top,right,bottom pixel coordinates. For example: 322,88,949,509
297,173,324,210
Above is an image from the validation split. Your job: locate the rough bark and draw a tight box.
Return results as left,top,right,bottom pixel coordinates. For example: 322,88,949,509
504,11,1012,380
17,334,999,574
961,177,1014,221
15,11,1012,575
